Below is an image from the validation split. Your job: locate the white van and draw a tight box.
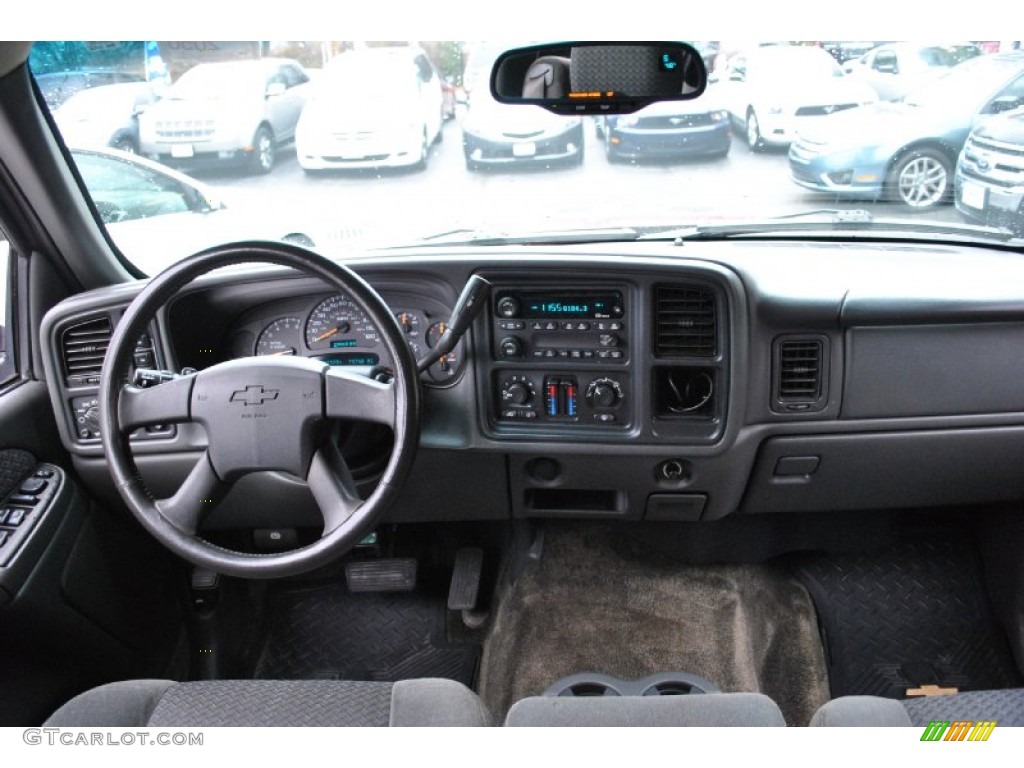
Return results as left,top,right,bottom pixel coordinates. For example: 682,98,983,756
296,47,444,172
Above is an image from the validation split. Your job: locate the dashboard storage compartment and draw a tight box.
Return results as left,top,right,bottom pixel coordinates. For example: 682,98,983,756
524,489,624,516
742,429,1024,515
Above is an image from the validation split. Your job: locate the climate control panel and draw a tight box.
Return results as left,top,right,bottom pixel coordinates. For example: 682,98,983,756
496,372,630,427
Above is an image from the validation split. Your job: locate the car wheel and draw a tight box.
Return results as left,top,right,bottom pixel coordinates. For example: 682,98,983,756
111,134,137,154
888,149,952,209
604,133,620,164
249,125,275,175
746,109,764,152
414,129,429,171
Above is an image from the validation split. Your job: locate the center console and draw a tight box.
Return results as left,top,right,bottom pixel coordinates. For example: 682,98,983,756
486,284,634,434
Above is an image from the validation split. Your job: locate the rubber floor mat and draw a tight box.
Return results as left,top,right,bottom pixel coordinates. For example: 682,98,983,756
793,540,1021,699
254,584,479,686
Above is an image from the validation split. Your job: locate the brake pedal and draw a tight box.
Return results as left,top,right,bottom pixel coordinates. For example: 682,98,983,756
448,547,484,611
345,558,417,593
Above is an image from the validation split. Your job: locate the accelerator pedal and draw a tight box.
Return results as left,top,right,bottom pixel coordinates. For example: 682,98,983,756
448,547,487,628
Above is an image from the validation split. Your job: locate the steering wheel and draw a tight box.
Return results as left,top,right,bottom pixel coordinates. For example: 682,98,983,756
98,241,421,579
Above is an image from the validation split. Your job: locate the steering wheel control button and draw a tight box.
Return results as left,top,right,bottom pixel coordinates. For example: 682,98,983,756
5,509,26,527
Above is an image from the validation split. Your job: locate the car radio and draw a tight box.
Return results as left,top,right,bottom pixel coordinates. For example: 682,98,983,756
489,288,632,429
491,289,628,362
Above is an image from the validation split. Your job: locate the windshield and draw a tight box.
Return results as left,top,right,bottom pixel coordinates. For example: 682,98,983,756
31,39,1024,274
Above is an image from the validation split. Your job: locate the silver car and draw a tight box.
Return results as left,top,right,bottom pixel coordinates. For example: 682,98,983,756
138,58,310,175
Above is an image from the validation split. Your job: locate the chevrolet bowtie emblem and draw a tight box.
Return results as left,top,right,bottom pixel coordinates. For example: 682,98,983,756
230,385,280,406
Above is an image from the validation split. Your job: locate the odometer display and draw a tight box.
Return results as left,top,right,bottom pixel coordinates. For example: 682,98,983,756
318,353,381,367
306,294,380,351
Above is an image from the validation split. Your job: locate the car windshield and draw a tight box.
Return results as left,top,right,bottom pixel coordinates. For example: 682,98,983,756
29,38,1024,274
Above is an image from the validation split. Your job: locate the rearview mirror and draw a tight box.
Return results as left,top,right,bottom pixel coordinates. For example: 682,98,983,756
491,41,707,115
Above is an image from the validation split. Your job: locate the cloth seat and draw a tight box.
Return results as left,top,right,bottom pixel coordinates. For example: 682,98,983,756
44,678,492,727
810,689,1024,727
504,692,786,727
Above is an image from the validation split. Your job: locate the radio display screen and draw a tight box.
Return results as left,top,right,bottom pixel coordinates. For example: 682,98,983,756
519,292,623,319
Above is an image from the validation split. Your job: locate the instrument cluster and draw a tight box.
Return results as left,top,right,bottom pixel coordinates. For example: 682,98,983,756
244,292,464,385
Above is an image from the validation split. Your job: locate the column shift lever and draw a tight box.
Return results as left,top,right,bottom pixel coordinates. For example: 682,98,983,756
416,275,492,373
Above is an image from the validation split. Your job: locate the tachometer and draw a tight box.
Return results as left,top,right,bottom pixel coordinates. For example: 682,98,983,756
255,317,302,356
306,294,380,352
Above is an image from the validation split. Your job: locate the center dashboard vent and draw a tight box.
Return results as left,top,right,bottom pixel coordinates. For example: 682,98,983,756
61,316,112,386
774,336,828,413
653,285,716,357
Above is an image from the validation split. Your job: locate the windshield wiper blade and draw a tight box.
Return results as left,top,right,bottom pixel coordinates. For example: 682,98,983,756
640,210,1022,244
405,226,642,248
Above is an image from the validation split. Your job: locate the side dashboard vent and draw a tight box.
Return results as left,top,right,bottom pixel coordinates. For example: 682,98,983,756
654,285,716,357
774,336,828,412
61,316,112,386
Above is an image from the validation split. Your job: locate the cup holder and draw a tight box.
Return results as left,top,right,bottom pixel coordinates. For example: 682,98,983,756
543,672,721,698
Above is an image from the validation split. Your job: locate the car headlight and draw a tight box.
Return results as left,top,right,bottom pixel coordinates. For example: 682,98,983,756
617,115,639,128
710,110,728,122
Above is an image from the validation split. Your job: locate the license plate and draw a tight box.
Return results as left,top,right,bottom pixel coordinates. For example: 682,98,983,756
960,181,986,210
170,144,194,159
512,141,537,158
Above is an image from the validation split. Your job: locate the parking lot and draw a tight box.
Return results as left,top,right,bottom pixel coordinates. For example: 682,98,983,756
189,113,962,255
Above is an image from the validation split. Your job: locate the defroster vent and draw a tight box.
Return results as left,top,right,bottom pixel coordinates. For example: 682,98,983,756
61,316,112,387
654,285,716,357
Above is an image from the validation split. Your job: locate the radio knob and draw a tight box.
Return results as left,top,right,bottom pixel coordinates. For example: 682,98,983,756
500,336,523,359
496,296,520,318
587,378,621,409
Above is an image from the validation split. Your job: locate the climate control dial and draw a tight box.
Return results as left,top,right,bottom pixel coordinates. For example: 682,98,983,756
500,375,536,407
586,378,623,409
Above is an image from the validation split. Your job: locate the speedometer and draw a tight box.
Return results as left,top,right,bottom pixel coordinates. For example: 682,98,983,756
306,294,380,352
